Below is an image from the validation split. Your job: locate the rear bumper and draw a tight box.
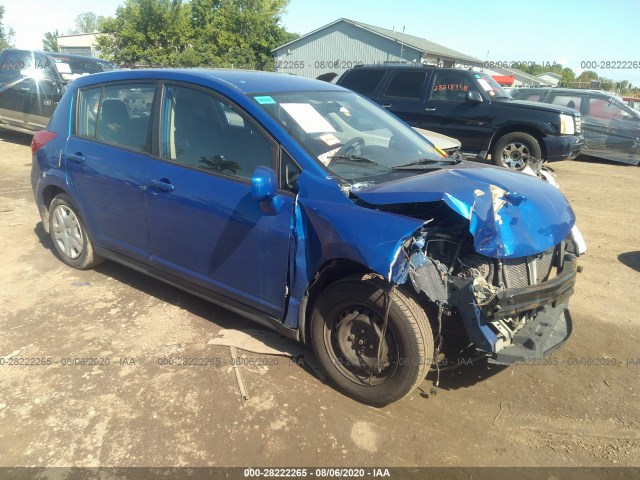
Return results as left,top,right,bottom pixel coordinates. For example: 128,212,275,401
543,134,584,161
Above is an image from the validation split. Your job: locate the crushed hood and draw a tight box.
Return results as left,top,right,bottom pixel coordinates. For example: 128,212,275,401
353,164,576,258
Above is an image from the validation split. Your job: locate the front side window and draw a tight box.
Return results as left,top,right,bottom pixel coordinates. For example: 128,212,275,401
587,97,636,121
254,90,448,184
430,71,478,101
162,85,275,180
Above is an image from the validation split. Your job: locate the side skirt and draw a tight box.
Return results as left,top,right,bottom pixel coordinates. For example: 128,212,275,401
94,247,301,342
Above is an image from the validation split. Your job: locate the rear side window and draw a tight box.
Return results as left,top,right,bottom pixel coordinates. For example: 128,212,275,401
339,69,386,95
77,87,102,137
383,71,427,98
76,83,155,152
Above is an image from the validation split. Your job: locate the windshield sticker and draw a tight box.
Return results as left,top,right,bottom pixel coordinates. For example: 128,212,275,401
339,106,352,117
281,103,336,133
254,95,276,105
477,78,494,92
320,133,340,146
55,63,72,74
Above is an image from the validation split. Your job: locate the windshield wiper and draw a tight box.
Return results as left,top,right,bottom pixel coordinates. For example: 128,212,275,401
392,157,458,170
329,154,377,164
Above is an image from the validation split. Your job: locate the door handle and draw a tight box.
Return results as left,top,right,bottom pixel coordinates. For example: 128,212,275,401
68,152,85,163
381,104,392,109
424,107,437,112
150,178,175,192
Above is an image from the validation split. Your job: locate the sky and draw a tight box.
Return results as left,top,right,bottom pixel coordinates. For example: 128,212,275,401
3,0,640,83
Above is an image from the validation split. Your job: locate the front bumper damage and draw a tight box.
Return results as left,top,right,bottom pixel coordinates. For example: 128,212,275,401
450,254,578,364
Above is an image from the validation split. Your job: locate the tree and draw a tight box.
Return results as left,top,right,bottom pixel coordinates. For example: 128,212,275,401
97,0,297,69
576,70,598,82
97,0,194,67
190,0,297,69
0,4,15,50
69,12,106,34
42,30,59,52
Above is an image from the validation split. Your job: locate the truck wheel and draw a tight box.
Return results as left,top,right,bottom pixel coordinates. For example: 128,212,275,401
49,193,103,269
491,132,542,170
311,276,434,406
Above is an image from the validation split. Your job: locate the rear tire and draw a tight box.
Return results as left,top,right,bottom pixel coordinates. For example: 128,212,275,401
311,275,434,406
491,132,541,170
49,193,103,269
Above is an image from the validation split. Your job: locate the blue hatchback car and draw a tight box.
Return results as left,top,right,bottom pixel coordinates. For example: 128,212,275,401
31,69,583,405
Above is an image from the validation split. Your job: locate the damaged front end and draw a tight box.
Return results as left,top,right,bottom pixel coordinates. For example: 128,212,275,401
396,223,579,364
353,166,585,365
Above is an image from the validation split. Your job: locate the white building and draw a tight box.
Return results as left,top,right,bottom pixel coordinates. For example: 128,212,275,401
56,33,102,57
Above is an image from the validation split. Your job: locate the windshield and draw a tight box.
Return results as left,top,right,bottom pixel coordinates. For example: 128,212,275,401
474,72,512,99
50,55,116,81
253,90,449,182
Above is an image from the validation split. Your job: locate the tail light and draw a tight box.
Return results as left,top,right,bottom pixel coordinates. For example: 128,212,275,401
31,130,57,155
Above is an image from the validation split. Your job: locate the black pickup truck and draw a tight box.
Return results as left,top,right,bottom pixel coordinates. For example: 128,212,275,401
337,65,584,169
0,49,115,134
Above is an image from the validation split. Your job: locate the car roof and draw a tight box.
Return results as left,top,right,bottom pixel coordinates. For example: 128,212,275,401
350,65,474,73
513,87,613,96
71,68,348,94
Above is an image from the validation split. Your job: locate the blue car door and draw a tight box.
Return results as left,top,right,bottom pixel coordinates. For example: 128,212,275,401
64,82,156,261
145,84,294,319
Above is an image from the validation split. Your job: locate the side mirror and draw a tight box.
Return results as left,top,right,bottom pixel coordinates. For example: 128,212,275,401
251,166,282,215
465,91,483,103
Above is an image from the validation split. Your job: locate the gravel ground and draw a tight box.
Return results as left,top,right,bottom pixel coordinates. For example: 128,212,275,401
0,129,639,470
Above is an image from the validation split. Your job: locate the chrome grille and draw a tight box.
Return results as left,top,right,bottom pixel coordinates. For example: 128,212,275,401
575,116,582,134
502,249,555,288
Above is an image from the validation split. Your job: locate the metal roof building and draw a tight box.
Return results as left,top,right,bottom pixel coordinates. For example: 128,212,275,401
272,18,482,79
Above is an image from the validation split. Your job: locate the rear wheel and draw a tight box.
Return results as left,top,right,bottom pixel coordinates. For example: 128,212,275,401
311,276,433,405
491,132,541,170
49,193,103,269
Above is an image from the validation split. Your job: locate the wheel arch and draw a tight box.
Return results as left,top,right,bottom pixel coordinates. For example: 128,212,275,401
298,258,378,345
489,125,547,159
40,185,68,233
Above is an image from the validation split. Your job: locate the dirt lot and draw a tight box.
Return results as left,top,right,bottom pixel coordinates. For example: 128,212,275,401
0,129,639,470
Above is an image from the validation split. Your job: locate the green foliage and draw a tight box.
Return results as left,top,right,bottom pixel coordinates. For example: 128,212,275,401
97,0,297,69
42,30,59,52
0,5,15,50
576,70,599,82
69,12,107,34
97,0,194,67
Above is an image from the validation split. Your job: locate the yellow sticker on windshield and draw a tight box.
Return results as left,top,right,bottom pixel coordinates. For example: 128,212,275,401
320,133,340,146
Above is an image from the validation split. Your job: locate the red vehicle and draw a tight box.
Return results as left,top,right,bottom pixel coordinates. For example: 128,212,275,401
623,97,640,111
